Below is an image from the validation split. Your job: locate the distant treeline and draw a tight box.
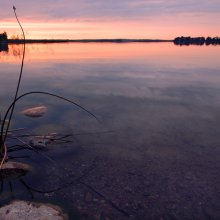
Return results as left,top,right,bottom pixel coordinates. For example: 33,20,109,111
0,32,8,52
0,32,7,41
1,32,172,44
174,36,220,45
6,38,171,44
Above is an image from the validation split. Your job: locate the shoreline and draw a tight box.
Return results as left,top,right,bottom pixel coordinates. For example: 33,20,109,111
6,39,172,44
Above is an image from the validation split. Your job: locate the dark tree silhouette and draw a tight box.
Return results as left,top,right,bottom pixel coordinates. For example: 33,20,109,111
174,36,220,46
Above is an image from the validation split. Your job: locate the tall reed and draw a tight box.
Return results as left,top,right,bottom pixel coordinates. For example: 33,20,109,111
0,6,98,169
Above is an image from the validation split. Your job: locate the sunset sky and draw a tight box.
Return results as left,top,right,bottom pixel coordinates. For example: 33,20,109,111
1,0,220,40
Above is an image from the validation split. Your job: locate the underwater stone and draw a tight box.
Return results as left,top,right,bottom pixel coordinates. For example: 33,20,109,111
21,105,47,118
0,161,31,180
1,161,31,171
29,138,50,149
0,200,69,220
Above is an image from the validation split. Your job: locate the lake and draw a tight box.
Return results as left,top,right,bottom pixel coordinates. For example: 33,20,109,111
0,42,220,219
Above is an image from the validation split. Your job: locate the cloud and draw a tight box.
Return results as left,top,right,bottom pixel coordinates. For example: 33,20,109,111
2,0,220,22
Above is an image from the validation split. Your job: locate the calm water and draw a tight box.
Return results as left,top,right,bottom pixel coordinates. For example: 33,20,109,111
1,43,220,219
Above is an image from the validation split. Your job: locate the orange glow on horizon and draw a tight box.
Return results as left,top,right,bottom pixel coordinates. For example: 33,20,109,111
0,15,218,40
1,11,220,40
2,43,162,63
1,42,220,66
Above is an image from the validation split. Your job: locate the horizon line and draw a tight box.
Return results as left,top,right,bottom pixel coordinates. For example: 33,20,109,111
6,38,172,44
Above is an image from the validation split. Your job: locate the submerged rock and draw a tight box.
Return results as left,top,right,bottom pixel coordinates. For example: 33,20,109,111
0,161,31,180
22,105,47,118
28,133,71,150
29,137,51,150
0,200,68,220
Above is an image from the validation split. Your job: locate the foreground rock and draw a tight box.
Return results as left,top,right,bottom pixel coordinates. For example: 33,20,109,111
0,200,68,220
22,105,47,118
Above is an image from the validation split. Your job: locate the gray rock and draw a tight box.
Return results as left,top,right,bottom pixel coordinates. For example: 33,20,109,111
22,106,47,118
0,200,68,220
0,161,31,180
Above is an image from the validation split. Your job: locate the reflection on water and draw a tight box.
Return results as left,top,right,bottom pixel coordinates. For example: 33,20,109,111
0,43,8,53
0,43,220,219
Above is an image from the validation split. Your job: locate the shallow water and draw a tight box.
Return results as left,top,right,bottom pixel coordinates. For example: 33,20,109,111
1,42,220,219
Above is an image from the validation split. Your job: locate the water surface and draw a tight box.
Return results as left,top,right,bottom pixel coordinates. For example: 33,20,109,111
0,42,220,219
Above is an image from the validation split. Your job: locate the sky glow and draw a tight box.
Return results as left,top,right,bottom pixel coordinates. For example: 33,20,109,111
1,0,220,39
